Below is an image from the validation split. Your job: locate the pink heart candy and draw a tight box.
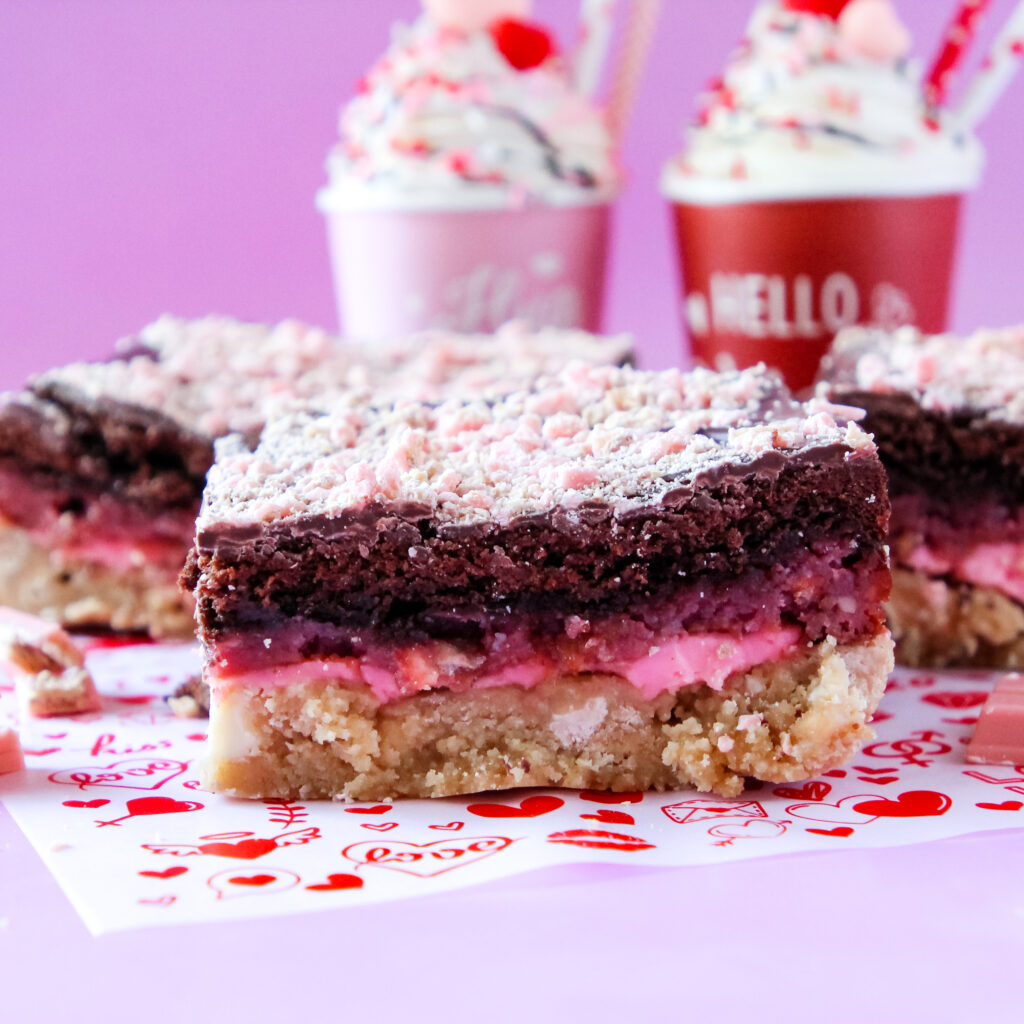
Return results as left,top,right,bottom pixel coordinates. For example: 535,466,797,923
838,0,911,62
422,0,531,33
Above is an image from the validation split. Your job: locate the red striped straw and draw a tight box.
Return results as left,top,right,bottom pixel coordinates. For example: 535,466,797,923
606,0,662,142
924,0,993,108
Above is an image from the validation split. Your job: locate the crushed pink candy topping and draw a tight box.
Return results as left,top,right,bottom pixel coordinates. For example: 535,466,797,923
17,316,631,441
821,323,1024,420
200,362,872,529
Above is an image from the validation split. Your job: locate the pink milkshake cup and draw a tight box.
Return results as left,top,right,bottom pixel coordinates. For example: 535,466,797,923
319,0,622,339
661,0,984,391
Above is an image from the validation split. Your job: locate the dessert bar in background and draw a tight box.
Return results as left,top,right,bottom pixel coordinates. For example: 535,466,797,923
187,362,893,801
0,316,630,637
820,323,1024,668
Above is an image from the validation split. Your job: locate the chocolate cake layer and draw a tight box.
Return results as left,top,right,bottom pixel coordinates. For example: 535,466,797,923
826,389,1024,512
191,447,888,644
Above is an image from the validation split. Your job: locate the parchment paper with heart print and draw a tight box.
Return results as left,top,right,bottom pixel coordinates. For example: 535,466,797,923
3,640,1024,935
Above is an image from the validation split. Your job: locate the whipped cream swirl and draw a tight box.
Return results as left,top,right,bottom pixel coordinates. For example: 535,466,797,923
320,16,621,210
663,1,983,203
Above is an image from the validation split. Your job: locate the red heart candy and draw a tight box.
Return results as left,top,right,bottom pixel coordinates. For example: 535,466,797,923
306,873,364,892
139,866,188,879
807,827,854,837
783,0,852,17
229,874,276,887
488,17,556,70
852,791,952,818
63,799,110,809
199,838,278,860
467,794,564,818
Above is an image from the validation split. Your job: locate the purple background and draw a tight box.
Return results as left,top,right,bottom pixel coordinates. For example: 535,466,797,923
2,0,1022,388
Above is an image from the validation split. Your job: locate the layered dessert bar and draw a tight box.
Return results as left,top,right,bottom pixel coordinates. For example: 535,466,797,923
820,324,1024,668
187,362,893,800
0,316,628,637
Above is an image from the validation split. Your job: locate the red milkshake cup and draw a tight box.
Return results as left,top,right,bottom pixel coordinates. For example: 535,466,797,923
662,0,985,391
667,189,967,392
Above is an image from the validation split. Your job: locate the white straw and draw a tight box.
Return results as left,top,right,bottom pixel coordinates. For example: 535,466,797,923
606,0,662,143
574,0,617,98
956,0,1024,130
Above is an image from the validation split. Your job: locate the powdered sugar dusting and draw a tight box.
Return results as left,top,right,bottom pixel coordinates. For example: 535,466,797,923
821,323,1024,421
199,362,864,531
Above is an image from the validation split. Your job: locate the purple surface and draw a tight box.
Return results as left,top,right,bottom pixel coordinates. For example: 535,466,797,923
1,0,1023,387
3,801,1023,1021
3,1,1024,1007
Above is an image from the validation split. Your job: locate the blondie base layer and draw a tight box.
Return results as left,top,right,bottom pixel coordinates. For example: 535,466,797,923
188,362,892,799
821,324,1024,669
0,317,629,637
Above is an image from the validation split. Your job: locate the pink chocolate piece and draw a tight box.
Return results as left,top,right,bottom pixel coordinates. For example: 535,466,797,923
0,606,101,717
966,675,1024,765
0,728,24,774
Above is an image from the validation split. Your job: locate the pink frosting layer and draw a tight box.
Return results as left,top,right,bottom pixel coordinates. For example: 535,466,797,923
207,623,801,704
903,540,1024,605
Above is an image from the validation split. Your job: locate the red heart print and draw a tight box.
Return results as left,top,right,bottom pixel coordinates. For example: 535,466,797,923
126,796,202,816
138,895,176,907
428,822,465,831
581,809,635,826
306,873,364,892
344,805,392,815
578,791,643,804
807,827,854,838
852,791,952,818
773,781,831,801
361,821,398,832
546,829,655,852
467,795,564,818
977,801,1024,811
187,734,207,742
198,838,278,860
923,691,988,710
229,874,277,887
139,866,188,879
63,799,110,809
823,770,847,778
857,776,900,785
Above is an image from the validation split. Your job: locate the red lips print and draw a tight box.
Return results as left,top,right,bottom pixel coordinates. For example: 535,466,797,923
545,829,655,852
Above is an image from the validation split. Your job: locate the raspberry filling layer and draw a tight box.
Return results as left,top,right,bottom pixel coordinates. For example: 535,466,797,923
0,466,194,575
207,622,802,704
